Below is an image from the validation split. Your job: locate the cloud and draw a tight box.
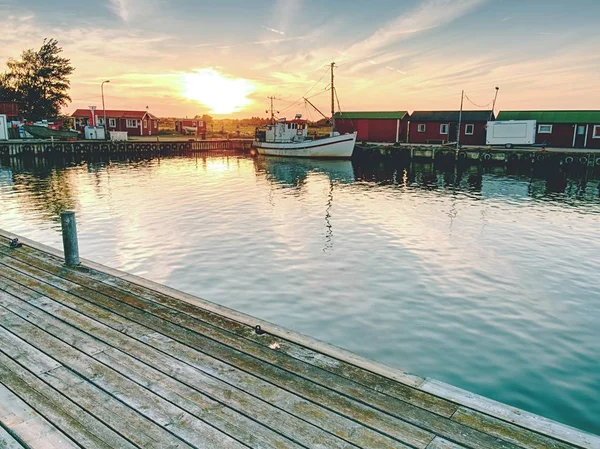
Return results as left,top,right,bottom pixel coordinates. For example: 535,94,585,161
347,0,486,58
262,26,285,35
107,0,161,23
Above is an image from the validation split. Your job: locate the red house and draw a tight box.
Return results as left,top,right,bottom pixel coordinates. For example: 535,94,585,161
409,110,492,145
71,109,159,136
0,101,20,120
334,111,409,142
496,111,600,149
175,119,206,138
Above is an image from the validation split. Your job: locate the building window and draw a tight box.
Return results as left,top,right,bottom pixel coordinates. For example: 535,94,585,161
577,125,585,135
440,124,449,135
126,119,138,128
538,124,553,133
109,118,116,128
97,117,105,125
143,120,148,129
593,125,600,139
465,124,474,135
417,124,426,132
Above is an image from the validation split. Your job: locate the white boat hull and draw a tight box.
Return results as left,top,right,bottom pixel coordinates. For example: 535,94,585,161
254,132,357,158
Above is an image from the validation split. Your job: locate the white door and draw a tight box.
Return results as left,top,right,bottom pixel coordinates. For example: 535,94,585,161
0,115,7,140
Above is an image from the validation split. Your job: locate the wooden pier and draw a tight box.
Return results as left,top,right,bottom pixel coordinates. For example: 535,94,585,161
0,139,253,157
1,230,599,449
354,143,600,167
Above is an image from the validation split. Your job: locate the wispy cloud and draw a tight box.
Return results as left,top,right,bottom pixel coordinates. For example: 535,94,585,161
347,0,487,58
262,26,285,35
108,0,160,23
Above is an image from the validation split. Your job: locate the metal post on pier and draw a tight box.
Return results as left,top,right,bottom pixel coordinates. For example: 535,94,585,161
60,211,80,266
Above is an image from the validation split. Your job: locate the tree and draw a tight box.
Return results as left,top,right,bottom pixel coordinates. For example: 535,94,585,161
0,38,74,121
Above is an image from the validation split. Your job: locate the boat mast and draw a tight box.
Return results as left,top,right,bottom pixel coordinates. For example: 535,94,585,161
330,62,335,134
267,96,276,124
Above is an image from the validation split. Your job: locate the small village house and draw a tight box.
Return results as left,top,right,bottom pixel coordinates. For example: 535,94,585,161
496,111,600,149
71,109,159,136
0,101,20,121
175,119,206,138
334,111,409,143
409,111,492,145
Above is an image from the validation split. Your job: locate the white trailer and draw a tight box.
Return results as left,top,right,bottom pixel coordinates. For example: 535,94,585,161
0,114,8,140
486,120,536,148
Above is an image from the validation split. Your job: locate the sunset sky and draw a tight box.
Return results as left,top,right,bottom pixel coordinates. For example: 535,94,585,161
1,0,599,118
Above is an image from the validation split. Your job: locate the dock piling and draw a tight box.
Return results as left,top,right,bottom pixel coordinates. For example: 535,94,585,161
60,211,80,266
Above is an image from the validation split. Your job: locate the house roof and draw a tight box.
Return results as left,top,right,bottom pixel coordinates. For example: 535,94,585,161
496,110,600,124
72,109,158,120
333,111,408,120
410,110,493,122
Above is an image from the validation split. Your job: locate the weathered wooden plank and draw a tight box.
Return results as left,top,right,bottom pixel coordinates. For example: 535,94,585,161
0,355,134,449
0,260,435,449
426,437,467,449
422,379,600,449
0,325,61,375
0,425,28,449
452,407,584,449
40,367,188,449
0,384,79,449
0,307,246,449
4,276,412,449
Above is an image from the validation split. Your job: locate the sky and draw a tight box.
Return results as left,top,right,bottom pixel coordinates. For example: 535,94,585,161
1,0,599,118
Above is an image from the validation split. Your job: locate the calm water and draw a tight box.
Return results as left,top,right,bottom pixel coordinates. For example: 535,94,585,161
1,154,599,434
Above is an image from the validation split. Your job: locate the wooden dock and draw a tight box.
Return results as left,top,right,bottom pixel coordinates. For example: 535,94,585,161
0,139,253,157
1,230,599,449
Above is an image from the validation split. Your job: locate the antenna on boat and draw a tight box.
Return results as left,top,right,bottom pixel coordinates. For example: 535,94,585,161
330,62,336,134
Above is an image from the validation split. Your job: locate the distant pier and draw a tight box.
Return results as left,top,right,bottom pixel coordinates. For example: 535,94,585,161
0,139,253,157
1,228,599,449
354,143,600,167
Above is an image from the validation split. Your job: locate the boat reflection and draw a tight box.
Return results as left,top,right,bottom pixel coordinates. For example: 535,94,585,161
253,156,355,188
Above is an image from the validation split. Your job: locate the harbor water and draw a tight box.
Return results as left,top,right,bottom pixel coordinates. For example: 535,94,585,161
1,153,599,434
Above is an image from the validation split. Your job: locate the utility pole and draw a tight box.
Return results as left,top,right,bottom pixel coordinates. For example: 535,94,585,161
457,90,464,150
330,62,336,134
490,87,500,121
101,80,110,140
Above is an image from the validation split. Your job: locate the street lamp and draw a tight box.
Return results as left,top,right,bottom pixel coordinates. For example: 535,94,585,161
101,80,110,139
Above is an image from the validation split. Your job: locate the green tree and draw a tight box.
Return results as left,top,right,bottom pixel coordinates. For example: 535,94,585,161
0,38,75,121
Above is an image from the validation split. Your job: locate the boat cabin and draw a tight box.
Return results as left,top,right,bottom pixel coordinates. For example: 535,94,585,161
256,115,308,143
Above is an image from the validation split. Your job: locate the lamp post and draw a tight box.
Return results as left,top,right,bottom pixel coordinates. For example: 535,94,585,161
101,80,110,139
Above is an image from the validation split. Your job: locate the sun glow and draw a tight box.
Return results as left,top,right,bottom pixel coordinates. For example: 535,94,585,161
181,69,255,114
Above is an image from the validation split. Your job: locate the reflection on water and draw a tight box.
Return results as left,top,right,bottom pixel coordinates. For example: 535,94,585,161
1,153,600,434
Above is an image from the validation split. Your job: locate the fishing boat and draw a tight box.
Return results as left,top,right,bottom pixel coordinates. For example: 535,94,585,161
254,62,357,159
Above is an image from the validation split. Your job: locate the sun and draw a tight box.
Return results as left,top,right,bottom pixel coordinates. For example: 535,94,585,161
181,69,255,114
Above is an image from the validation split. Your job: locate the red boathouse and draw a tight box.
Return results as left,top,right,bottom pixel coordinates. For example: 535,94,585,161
409,110,492,145
496,111,600,149
71,109,159,136
334,111,409,143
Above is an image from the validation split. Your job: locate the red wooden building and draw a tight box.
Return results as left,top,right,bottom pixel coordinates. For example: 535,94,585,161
409,110,492,145
333,111,409,143
496,111,600,149
0,102,20,120
175,119,206,138
71,109,159,136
